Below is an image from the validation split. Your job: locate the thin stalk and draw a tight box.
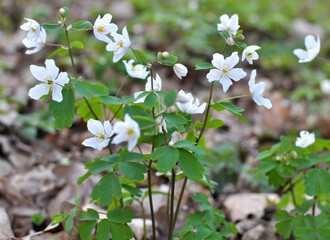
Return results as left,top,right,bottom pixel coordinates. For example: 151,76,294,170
168,168,176,240
64,24,98,120
219,93,252,102
172,177,188,229
110,104,123,122
147,159,156,240
139,201,147,240
166,181,171,226
317,56,330,63
116,76,129,97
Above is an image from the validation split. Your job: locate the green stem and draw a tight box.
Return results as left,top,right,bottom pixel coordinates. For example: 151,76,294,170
168,168,176,240
172,177,188,230
317,56,330,63
110,104,123,123
64,24,98,120
116,76,129,97
147,159,156,240
140,201,147,240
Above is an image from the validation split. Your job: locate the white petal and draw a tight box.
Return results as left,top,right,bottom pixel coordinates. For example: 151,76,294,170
97,139,111,151
104,121,114,137
52,84,63,102
102,14,113,24
219,14,229,24
87,119,104,135
226,52,239,69
228,68,246,81
56,72,69,86
127,138,138,152
45,59,59,80
105,23,118,34
113,50,126,63
30,65,48,81
293,49,308,61
242,49,247,62
219,75,233,92
106,42,117,52
94,30,112,43
28,84,50,100
206,69,221,82
25,45,43,55
122,26,130,40
211,53,224,69
248,69,257,92
305,35,316,49
253,82,266,96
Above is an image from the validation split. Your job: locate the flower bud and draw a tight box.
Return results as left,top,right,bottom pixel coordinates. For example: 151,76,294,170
237,34,245,40
275,156,281,161
58,20,63,25
168,106,177,113
59,8,65,15
66,24,72,31
162,51,169,59
226,37,235,46
290,151,298,159
173,63,188,80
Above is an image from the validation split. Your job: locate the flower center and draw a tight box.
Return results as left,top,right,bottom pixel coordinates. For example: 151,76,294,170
45,77,53,86
127,128,134,136
247,52,253,58
31,28,36,33
222,63,230,74
97,25,106,33
117,40,124,49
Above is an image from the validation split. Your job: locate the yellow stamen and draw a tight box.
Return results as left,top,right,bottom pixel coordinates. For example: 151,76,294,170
127,129,134,135
97,25,106,33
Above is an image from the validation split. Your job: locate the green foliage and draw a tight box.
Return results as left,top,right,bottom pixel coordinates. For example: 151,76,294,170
157,53,178,66
42,21,62,30
211,101,249,124
195,62,214,70
164,90,177,107
49,88,75,129
47,47,69,59
71,21,93,31
178,148,204,180
75,97,105,121
151,146,179,171
73,80,109,100
30,213,45,226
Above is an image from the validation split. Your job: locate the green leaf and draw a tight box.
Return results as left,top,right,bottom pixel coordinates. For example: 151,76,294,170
46,47,69,59
100,96,125,105
275,220,293,238
65,214,74,231
70,41,84,49
109,222,134,240
195,62,214,70
79,208,99,221
77,171,91,185
165,113,187,131
132,49,149,64
234,42,247,49
280,136,292,152
158,55,178,66
107,208,135,223
75,98,104,121
42,21,62,30
191,193,211,210
194,118,224,129
89,155,120,174
292,199,316,214
303,169,330,196
164,90,177,107
257,159,276,174
118,162,147,180
314,213,329,227
268,169,286,187
219,30,229,40
72,20,93,30
151,146,179,171
49,88,75,130
97,219,110,240
73,79,109,100
178,148,204,180
274,210,293,222
121,152,145,162
256,150,273,161
78,220,97,240
91,172,122,206
144,92,157,108
212,101,249,124
122,184,142,198
316,227,330,240
293,227,315,240
174,140,206,156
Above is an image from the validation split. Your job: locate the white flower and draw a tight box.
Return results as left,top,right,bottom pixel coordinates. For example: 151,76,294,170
320,79,330,95
242,45,261,65
206,52,247,92
217,14,240,36
169,131,181,146
113,114,140,151
173,63,188,79
293,35,320,63
93,14,118,43
176,90,206,114
248,70,272,109
134,73,162,103
106,26,131,62
156,117,167,133
82,119,114,151
295,131,315,148
20,18,41,41
123,59,149,79
22,28,47,55
28,59,69,102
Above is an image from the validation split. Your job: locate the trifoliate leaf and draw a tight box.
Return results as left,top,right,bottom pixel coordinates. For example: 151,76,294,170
164,90,177,107
91,172,122,206
158,55,178,66
97,219,110,240
75,98,104,121
89,155,120,174
118,162,147,180
73,80,108,100
144,92,157,108
78,220,97,240
212,101,249,124
107,208,135,223
178,148,204,180
293,227,315,240
234,42,247,49
132,49,149,65
109,222,134,240
174,140,206,156
191,193,211,210
303,169,330,196
79,208,99,221
151,146,179,171
49,88,75,130
121,152,145,162
122,184,142,198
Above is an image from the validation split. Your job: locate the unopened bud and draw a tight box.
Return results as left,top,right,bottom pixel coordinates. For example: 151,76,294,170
59,8,65,15
156,118,162,126
290,151,298,159
58,20,63,25
237,34,245,40
226,37,235,46
275,156,281,161
66,24,72,31
147,63,152,69
168,106,177,113
162,51,169,59
169,141,174,147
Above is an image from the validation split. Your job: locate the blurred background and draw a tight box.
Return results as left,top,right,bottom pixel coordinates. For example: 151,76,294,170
0,0,329,238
